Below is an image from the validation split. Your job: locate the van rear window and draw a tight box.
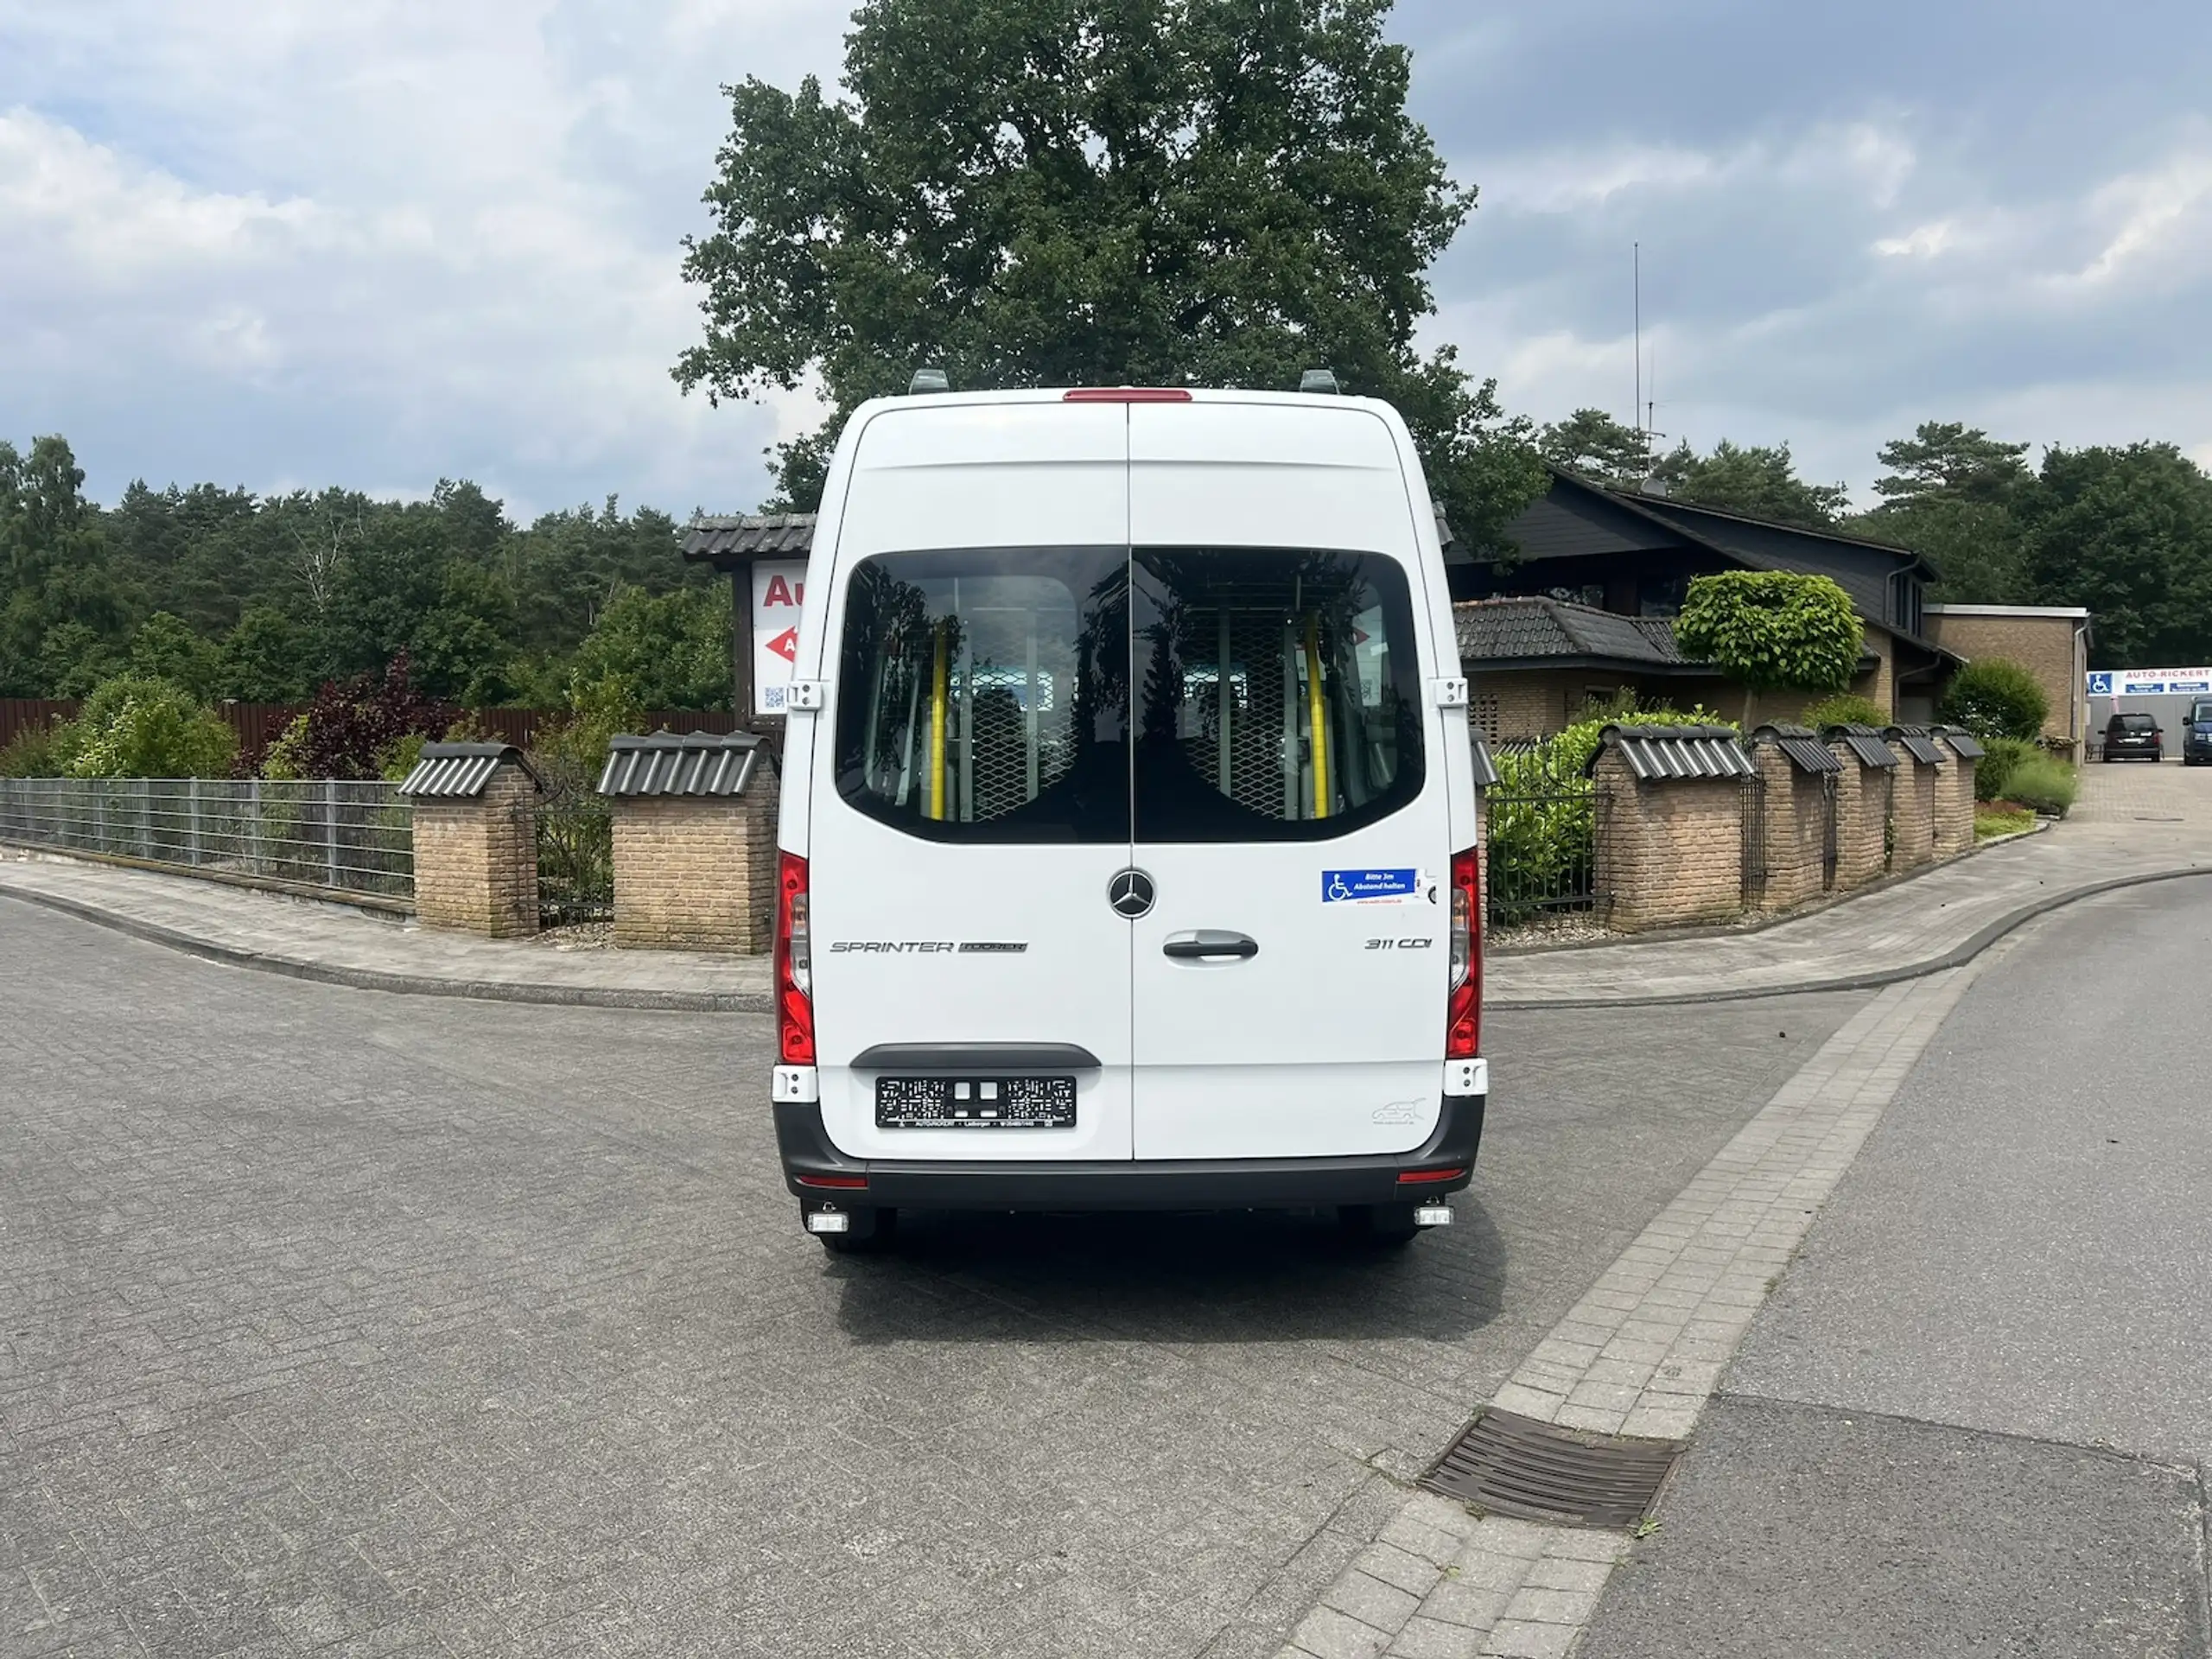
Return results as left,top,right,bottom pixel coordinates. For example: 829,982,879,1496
831,544,1426,844
832,547,1131,842
1132,547,1424,841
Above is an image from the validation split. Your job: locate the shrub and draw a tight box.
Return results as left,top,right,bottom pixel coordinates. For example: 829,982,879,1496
2004,753,2077,817
1802,692,1889,731
59,676,237,778
0,718,79,778
1939,658,2048,741
271,653,456,779
1974,735,2036,803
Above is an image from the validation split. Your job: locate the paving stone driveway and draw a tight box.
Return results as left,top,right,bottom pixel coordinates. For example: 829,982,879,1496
0,904,1866,1657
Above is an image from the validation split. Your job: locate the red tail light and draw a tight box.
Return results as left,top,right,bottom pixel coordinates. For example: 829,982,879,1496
774,851,815,1065
1446,846,1481,1059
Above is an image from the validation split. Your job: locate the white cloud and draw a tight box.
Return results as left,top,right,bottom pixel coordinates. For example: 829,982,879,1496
2072,146,2212,285
1482,119,1916,218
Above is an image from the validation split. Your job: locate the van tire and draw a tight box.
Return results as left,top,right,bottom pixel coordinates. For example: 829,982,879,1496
817,1208,898,1255
1338,1204,1421,1246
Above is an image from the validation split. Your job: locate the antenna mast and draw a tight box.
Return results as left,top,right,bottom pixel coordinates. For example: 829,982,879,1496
1633,242,1642,459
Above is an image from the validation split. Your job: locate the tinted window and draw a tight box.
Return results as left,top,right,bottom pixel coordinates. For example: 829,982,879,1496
833,548,1129,842
2114,715,2157,732
1131,547,1425,842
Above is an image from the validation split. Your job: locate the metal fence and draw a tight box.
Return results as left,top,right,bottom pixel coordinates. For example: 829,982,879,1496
1484,741,1607,929
0,778,413,901
533,766,613,926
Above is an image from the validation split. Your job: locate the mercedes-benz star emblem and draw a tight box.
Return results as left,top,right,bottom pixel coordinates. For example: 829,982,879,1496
1107,868,1156,918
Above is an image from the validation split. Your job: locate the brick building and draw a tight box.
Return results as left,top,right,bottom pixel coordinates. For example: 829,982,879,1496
1921,603,2092,754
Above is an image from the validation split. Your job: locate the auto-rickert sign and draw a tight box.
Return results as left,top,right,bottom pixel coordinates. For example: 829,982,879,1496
751,561,806,716
2088,667,2212,696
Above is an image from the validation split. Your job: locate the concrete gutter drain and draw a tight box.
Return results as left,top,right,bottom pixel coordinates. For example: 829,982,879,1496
1421,1408,1682,1529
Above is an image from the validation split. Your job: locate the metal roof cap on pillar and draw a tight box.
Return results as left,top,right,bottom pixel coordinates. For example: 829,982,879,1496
397,741,541,798
1934,724,1988,760
596,731,766,798
1751,722,1846,775
1884,724,1949,766
1586,723,1755,781
1470,734,1501,790
1823,723,1900,769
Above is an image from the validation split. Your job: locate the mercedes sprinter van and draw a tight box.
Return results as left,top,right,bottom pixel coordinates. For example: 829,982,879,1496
768,385,1487,1249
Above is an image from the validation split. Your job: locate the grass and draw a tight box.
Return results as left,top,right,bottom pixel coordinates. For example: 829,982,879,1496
1975,804,2037,841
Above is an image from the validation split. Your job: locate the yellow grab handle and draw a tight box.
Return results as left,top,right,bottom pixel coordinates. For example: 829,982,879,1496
929,621,949,821
1304,613,1329,818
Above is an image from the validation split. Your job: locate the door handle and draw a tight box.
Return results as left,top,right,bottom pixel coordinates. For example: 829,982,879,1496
1162,931,1259,961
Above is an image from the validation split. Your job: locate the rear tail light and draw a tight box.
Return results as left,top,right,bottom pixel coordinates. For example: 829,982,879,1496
1446,846,1481,1059
775,851,815,1065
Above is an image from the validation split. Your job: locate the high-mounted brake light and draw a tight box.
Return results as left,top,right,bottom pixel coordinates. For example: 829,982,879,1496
775,851,815,1065
1446,846,1481,1060
1062,387,1193,403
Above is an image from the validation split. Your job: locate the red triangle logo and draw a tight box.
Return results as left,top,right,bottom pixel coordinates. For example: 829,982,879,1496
767,626,799,663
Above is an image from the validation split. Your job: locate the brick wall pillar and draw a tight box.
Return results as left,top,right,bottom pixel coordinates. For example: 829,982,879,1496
1825,749,1891,889
1935,749,1977,859
1886,743,1938,869
408,761,539,938
609,770,781,952
1592,748,1746,933
1752,745,1827,912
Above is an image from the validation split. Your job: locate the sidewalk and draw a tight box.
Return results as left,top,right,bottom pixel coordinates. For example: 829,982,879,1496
3,763,2204,1013
0,850,771,1012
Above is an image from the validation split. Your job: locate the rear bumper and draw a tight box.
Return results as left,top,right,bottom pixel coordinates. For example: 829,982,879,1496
773,1093,1485,1211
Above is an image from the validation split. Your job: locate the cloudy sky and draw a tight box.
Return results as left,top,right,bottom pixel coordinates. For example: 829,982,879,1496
4,0,2209,521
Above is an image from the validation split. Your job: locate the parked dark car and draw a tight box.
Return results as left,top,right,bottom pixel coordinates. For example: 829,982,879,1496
2103,711,2163,762
2184,699,2212,766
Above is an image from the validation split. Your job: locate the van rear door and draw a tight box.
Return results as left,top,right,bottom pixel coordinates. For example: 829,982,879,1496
805,402,1135,1163
1126,402,1451,1160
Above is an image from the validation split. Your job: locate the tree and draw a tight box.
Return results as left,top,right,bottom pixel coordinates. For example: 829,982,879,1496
1,436,126,696
674,0,1548,551
568,586,733,710
1938,658,2048,741
128,612,220,700
1850,421,2033,603
1539,409,1649,486
2020,442,2212,669
1651,439,1849,527
1871,422,2031,506
1674,571,1862,721
218,605,316,702
277,654,458,779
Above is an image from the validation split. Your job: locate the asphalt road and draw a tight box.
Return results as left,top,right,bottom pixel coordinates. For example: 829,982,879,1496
1580,874,2212,1657
0,899,1870,1657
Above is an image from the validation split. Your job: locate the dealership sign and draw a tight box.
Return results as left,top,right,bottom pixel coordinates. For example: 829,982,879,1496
751,560,806,715
2088,667,2212,696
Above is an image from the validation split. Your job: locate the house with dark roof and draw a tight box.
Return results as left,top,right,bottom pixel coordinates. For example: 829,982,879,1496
683,473,1959,740
1452,467,1956,740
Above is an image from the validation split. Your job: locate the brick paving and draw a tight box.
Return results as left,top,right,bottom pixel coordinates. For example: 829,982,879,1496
1276,962,2000,1659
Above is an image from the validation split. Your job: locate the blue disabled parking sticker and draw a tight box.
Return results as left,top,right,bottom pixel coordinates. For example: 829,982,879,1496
1323,868,1421,905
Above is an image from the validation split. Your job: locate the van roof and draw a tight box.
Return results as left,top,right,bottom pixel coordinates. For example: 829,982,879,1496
866,386,1397,412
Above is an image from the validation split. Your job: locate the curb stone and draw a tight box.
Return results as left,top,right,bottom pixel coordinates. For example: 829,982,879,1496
0,883,770,1014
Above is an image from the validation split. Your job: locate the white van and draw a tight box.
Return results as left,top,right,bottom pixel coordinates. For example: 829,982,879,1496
767,385,1488,1249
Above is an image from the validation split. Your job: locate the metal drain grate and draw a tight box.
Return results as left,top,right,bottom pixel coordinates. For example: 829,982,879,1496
1421,1409,1682,1529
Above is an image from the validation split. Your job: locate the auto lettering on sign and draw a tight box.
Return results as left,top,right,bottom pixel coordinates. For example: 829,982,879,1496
751,559,807,715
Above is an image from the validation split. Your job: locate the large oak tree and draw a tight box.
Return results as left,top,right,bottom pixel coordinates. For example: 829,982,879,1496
674,0,1546,550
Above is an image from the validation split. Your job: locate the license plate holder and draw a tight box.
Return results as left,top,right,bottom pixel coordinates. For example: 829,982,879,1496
874,1076,1077,1130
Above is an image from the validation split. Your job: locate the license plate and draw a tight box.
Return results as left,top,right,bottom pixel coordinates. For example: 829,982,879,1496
875,1076,1077,1130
